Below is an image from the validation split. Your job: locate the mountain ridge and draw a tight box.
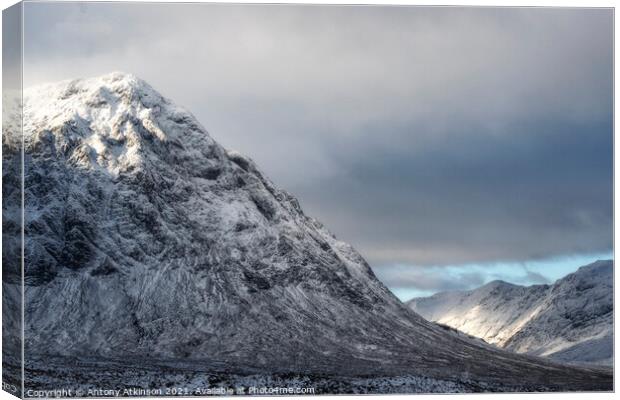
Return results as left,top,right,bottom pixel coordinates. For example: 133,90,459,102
407,260,613,366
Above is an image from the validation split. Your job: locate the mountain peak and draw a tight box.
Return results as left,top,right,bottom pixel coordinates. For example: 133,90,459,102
26,71,157,107
22,73,217,177
486,279,509,286
100,71,143,84
481,280,518,290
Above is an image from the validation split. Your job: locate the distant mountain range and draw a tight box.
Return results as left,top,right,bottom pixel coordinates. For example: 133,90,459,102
407,260,613,366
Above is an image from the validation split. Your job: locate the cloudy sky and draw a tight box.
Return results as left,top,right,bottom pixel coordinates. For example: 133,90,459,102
21,2,613,300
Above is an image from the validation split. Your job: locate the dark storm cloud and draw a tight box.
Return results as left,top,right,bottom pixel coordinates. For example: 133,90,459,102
299,116,613,266
375,265,487,292
21,3,613,279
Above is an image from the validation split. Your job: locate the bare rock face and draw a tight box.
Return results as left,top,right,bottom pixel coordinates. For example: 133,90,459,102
408,260,613,366
4,73,611,392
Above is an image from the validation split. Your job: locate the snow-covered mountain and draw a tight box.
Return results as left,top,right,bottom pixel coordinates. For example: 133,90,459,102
2,73,612,393
407,260,613,366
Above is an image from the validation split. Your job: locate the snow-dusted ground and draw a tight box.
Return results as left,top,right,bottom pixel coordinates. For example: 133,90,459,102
2,354,609,397
2,73,612,395
408,260,613,366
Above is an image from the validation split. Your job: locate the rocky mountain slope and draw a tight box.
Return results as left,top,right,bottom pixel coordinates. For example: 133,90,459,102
2,73,612,393
408,260,613,366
